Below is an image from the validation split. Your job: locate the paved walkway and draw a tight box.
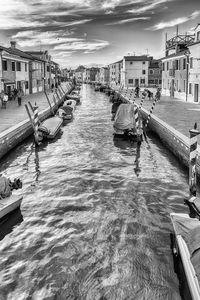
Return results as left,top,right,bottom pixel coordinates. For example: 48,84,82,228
0,83,69,133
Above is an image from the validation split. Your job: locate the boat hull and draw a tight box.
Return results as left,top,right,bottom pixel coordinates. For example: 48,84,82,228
0,195,23,220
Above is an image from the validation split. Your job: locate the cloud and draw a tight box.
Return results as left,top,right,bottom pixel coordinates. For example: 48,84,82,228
62,19,92,27
11,30,77,48
148,10,200,30
54,39,110,52
106,16,151,25
127,0,173,14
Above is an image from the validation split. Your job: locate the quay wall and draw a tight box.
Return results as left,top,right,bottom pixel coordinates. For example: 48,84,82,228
116,91,200,175
0,86,73,161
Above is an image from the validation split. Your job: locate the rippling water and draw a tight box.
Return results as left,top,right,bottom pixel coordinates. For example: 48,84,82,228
0,84,190,299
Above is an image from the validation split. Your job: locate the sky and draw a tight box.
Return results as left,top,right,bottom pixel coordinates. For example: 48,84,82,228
0,0,200,69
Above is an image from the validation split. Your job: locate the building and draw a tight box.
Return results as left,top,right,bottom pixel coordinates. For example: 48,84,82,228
188,24,200,102
148,59,162,87
26,50,52,90
0,42,30,95
121,55,153,87
99,67,109,84
161,27,196,101
109,60,122,86
83,67,99,83
74,65,85,83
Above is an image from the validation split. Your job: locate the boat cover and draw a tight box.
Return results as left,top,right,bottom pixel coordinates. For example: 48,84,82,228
113,103,135,131
39,116,63,137
171,213,200,285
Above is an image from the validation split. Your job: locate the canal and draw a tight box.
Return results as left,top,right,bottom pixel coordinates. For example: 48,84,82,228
0,84,190,299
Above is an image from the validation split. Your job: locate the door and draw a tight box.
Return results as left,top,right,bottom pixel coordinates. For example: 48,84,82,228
170,79,174,97
194,84,199,102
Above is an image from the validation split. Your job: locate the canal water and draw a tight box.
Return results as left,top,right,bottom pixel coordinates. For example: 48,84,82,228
0,84,190,300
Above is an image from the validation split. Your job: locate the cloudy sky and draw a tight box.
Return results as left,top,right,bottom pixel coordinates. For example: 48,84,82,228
0,0,199,68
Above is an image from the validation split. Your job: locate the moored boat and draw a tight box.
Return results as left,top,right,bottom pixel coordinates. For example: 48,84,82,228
66,94,81,103
38,116,63,140
0,195,23,220
113,103,143,142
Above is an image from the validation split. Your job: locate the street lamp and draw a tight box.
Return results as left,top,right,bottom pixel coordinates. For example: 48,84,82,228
184,49,190,102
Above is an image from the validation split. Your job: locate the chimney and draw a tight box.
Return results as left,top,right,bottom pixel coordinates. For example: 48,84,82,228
10,41,16,49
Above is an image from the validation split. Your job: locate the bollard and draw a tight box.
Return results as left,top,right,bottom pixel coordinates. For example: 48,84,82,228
128,88,134,102
133,105,139,135
33,103,39,145
132,91,137,104
138,91,146,110
144,96,158,128
189,123,200,197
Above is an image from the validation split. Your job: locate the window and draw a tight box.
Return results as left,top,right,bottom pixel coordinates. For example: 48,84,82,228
190,57,193,68
140,79,145,84
128,79,133,84
189,83,192,94
183,58,186,70
2,60,7,71
167,61,169,71
149,70,153,75
47,65,50,72
197,31,200,41
175,60,179,70
159,79,162,84
130,62,133,65
16,62,21,71
162,63,165,71
25,63,27,72
176,80,178,91
142,70,146,75
12,61,15,71
25,81,29,89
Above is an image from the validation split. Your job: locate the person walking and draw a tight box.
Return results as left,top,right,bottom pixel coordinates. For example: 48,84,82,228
13,88,18,101
17,88,23,106
2,93,8,109
155,88,161,101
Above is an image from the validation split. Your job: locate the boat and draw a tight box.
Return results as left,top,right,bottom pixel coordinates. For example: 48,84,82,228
38,116,63,141
57,106,73,120
66,94,81,103
0,195,23,220
63,99,76,110
170,209,200,300
113,103,143,142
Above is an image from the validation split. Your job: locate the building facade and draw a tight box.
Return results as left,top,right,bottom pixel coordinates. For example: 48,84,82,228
74,65,85,83
121,56,152,87
188,24,200,102
109,60,122,86
148,59,162,87
99,67,109,84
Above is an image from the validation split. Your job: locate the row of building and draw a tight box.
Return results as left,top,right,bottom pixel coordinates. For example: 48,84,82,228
65,56,162,89
0,41,61,97
65,23,200,103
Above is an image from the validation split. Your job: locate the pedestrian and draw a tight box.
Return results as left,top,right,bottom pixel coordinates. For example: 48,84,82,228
135,86,140,98
147,89,153,101
2,93,8,109
13,88,18,101
17,88,23,106
155,88,161,101
0,90,4,107
51,83,54,92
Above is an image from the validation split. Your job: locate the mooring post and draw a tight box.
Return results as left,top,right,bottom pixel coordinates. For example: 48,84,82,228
44,91,54,115
128,88,134,102
33,103,39,145
133,104,139,135
144,96,158,129
139,91,146,110
189,123,200,197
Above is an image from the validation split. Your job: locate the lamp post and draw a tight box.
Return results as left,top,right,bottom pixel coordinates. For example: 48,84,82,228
185,49,190,102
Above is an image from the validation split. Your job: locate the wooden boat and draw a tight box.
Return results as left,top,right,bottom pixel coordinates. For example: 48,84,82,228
38,116,63,140
113,129,143,142
0,195,23,220
170,210,200,300
63,99,76,109
57,106,73,120
66,94,81,103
